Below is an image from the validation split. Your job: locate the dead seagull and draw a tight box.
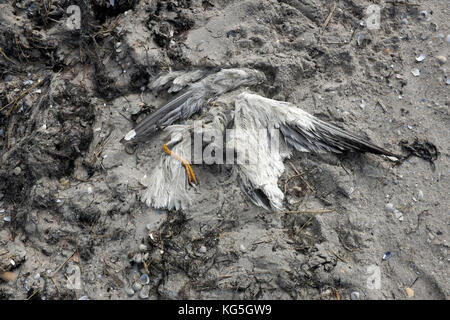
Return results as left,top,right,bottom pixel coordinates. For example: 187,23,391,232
122,68,399,211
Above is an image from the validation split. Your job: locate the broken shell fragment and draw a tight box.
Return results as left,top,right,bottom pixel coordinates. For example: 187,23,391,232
415,54,426,62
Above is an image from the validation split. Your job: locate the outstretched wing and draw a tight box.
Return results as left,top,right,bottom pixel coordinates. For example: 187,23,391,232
121,69,212,145
122,83,206,145
231,92,398,210
241,92,397,157
122,68,266,145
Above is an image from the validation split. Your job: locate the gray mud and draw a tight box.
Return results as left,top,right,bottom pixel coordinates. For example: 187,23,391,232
0,0,448,300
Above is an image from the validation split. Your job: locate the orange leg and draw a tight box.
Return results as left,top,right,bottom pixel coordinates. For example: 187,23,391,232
163,144,198,185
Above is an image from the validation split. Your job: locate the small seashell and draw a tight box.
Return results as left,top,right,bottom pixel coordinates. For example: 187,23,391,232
417,190,424,201
382,251,391,261
4,216,11,222
133,253,142,264
139,274,150,285
126,288,135,296
445,34,450,44
437,56,447,65
199,245,207,254
415,54,426,62
139,286,150,299
394,209,403,220
385,203,394,212
405,287,414,297
401,18,408,25
411,69,420,77
357,34,364,46
350,291,360,300
139,244,147,252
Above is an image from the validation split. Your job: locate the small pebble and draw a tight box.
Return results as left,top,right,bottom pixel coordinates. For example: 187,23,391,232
126,288,135,297
5,75,12,82
139,244,147,252
23,80,33,86
394,209,403,221
13,167,22,175
385,203,394,212
133,253,142,264
199,245,207,254
437,56,447,65
357,34,364,46
145,224,151,231
401,18,408,25
417,190,424,201
405,287,414,297
132,282,142,292
3,216,11,222
239,244,246,252
350,291,360,300
411,68,420,77
445,34,450,44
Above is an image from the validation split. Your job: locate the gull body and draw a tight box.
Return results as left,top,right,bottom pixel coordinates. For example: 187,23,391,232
122,68,398,211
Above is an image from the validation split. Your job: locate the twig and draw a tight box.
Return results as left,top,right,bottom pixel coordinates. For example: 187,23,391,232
26,289,39,300
328,248,349,263
410,276,419,288
386,0,420,6
0,47,15,64
297,216,314,234
287,162,315,192
376,100,387,113
0,78,47,115
321,1,337,33
281,208,335,215
50,276,60,294
51,250,76,277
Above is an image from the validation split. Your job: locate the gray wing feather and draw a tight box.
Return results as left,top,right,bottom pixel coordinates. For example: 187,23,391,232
122,89,194,143
283,117,398,157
